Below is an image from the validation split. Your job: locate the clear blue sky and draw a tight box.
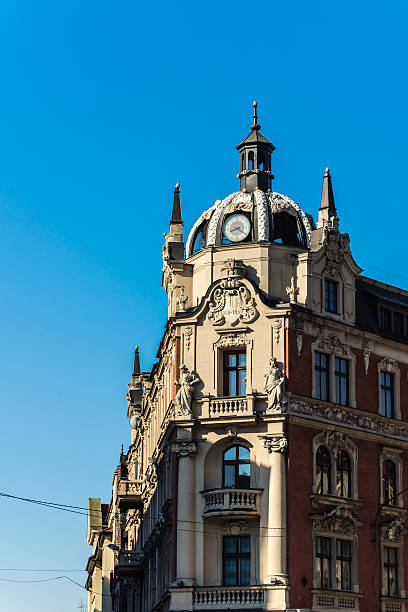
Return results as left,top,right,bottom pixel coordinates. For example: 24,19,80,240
0,0,407,610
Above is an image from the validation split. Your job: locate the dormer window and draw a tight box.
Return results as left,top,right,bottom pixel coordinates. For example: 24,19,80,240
325,279,338,314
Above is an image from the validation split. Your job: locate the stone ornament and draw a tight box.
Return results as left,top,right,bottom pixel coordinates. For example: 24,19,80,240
286,277,299,304
184,326,193,351
262,435,288,453
171,439,197,457
317,333,347,355
223,520,249,536
324,430,352,460
380,357,398,373
313,505,357,535
207,260,258,327
363,349,370,374
176,286,188,312
320,222,350,264
175,365,200,417
253,189,270,242
296,331,303,356
290,398,408,441
215,332,249,349
382,518,408,543
272,319,282,344
264,358,287,414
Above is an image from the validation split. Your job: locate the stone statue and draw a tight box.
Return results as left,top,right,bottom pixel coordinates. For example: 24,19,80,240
175,364,200,417
264,357,287,413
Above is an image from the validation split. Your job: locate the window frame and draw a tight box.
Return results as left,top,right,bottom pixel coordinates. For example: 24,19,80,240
316,445,332,496
313,434,358,501
378,359,400,420
314,535,355,593
383,545,399,597
312,347,354,408
223,350,247,397
325,279,339,314
315,351,330,402
222,535,251,586
223,445,251,489
336,450,352,499
380,371,395,418
335,357,350,406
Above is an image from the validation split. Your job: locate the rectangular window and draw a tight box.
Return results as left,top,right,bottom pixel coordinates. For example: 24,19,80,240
315,352,330,402
223,535,250,586
325,280,338,314
381,371,394,418
223,351,246,397
394,312,404,336
336,539,352,591
335,357,349,406
380,307,392,331
384,546,399,596
316,536,332,589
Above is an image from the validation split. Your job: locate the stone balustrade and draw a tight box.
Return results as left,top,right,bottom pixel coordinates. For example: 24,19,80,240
202,488,262,517
193,586,265,608
312,589,363,609
199,395,256,420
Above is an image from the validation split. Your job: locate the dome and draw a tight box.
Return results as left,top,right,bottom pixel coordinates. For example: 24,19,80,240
185,189,313,258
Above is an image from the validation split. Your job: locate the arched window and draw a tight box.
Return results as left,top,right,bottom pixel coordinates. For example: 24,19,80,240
248,151,254,170
258,151,264,170
316,446,332,495
192,229,204,254
336,451,352,498
383,460,397,506
223,446,250,489
241,153,245,171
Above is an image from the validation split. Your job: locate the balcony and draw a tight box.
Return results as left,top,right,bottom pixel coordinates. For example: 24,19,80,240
116,479,143,510
312,589,363,610
199,396,255,422
202,488,262,518
115,550,144,576
381,597,408,612
193,586,265,609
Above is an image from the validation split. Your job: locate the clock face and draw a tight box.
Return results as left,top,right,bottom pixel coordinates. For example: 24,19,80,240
223,214,251,242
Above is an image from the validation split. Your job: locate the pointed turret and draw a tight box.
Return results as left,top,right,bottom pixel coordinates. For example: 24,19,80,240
317,167,338,228
236,101,275,193
170,183,183,225
132,345,141,382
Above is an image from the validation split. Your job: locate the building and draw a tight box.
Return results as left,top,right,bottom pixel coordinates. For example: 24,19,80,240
86,103,408,612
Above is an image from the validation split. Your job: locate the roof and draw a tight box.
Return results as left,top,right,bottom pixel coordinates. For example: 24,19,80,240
236,129,275,149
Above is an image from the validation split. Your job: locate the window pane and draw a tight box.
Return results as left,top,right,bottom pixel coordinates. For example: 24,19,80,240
239,536,250,553
239,558,250,585
238,352,246,366
224,536,237,553
228,353,236,367
224,558,236,585
322,558,330,588
224,447,237,460
224,465,235,488
229,371,236,396
239,446,250,460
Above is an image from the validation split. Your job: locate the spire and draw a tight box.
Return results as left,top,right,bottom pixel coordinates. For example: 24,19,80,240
317,167,338,228
236,101,275,193
170,182,183,225
132,345,141,377
251,100,261,132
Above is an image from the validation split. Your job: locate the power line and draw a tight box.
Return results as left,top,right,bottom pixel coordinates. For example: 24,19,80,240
0,574,111,598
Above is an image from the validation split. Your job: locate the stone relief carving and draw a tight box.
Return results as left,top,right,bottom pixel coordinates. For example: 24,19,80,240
264,358,287,413
215,332,249,349
296,331,303,356
324,430,352,460
176,286,188,312
363,349,370,375
175,364,200,417
320,224,350,264
253,189,270,242
223,520,249,535
184,326,193,351
262,435,288,453
171,439,197,457
290,398,408,441
379,357,398,373
286,277,299,303
317,333,347,355
207,260,258,326
272,319,283,344
313,505,357,535
382,518,408,542
224,195,253,214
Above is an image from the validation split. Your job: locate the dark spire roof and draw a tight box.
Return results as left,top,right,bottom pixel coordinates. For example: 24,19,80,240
236,101,275,149
320,167,336,215
133,345,141,377
170,182,183,225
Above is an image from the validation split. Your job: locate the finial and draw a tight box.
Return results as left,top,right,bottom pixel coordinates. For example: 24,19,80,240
251,100,261,131
175,182,180,190
120,444,124,455
324,167,330,175
133,345,141,376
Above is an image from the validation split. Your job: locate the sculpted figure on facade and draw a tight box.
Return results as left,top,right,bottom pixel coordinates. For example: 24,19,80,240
175,364,200,417
313,505,357,535
264,357,287,413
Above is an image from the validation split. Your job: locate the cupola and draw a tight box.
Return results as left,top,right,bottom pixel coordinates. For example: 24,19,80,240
236,101,275,193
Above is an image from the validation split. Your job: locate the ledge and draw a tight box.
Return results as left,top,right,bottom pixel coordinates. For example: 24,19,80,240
201,488,263,518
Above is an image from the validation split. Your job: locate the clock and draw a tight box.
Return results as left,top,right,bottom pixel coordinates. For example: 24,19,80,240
223,214,251,242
